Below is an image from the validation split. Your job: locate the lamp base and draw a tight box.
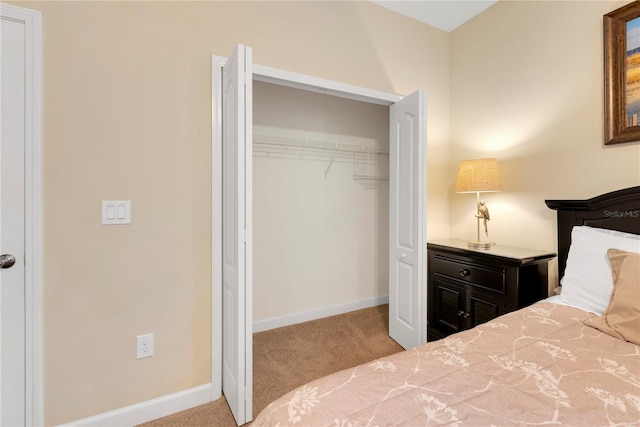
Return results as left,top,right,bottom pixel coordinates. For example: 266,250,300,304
467,241,494,250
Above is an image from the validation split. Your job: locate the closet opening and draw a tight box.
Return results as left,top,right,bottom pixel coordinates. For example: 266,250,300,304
212,45,426,426
252,80,391,332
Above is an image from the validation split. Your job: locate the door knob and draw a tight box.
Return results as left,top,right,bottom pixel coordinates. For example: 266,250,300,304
0,254,16,269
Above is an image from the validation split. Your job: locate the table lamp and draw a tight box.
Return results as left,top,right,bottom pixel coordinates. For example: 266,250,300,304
455,158,503,250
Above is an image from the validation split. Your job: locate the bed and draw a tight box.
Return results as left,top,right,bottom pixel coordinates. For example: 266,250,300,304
252,186,640,427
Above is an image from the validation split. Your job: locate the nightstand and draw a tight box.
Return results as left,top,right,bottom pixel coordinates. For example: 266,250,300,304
427,240,556,342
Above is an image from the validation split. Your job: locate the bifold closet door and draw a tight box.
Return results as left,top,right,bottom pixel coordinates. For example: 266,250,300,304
221,44,253,426
389,90,427,350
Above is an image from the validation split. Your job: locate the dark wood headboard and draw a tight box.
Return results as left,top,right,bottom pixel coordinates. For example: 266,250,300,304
545,186,640,279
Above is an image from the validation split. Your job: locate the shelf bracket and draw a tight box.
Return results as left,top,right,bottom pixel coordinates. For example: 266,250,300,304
324,147,338,178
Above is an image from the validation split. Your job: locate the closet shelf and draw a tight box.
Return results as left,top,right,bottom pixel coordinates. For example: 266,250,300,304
353,174,389,181
253,134,388,155
253,133,389,181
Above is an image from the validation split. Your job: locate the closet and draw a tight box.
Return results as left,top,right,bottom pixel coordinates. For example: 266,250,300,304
252,80,390,330
212,44,426,425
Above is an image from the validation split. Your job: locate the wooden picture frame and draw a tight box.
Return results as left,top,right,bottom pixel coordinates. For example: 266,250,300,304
604,1,640,145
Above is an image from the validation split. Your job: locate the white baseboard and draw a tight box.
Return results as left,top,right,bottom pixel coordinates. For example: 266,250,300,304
57,383,213,427
253,295,389,333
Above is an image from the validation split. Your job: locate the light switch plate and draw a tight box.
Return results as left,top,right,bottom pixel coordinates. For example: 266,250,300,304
102,201,131,225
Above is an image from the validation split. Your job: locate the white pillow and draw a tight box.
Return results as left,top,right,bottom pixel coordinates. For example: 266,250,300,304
588,226,640,240
560,226,640,315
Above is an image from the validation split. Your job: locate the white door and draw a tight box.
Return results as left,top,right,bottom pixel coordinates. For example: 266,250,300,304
389,90,427,350
1,11,27,426
221,44,253,425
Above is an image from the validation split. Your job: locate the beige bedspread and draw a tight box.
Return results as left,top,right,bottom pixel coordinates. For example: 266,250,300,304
252,302,640,426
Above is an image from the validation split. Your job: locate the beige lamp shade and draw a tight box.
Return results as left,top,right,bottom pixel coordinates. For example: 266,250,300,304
455,158,503,193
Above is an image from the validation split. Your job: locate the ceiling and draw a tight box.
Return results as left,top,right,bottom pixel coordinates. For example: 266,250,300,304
370,0,498,32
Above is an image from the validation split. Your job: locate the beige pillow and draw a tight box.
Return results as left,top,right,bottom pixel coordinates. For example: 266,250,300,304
584,248,640,345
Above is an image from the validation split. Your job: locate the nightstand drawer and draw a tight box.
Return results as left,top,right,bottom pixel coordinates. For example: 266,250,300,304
432,254,506,293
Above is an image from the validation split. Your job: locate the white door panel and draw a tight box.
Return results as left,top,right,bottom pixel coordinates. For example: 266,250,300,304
221,44,253,426
1,13,27,426
396,262,414,327
389,90,426,350
398,115,415,248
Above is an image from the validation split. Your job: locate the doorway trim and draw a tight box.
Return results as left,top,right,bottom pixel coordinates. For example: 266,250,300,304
0,3,44,425
211,57,406,401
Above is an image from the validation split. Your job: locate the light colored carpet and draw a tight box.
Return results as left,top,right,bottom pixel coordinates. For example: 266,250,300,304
139,304,403,427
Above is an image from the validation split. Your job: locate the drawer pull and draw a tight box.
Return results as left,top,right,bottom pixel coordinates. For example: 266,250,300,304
457,311,471,318
458,269,470,277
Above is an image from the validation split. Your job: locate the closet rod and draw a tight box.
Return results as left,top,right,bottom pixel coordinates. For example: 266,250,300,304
253,134,388,155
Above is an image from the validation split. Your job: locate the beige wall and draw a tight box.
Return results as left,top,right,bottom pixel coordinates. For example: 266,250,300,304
16,1,449,424
451,0,640,290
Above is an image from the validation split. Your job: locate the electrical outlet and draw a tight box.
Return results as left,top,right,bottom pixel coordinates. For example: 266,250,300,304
136,333,154,359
